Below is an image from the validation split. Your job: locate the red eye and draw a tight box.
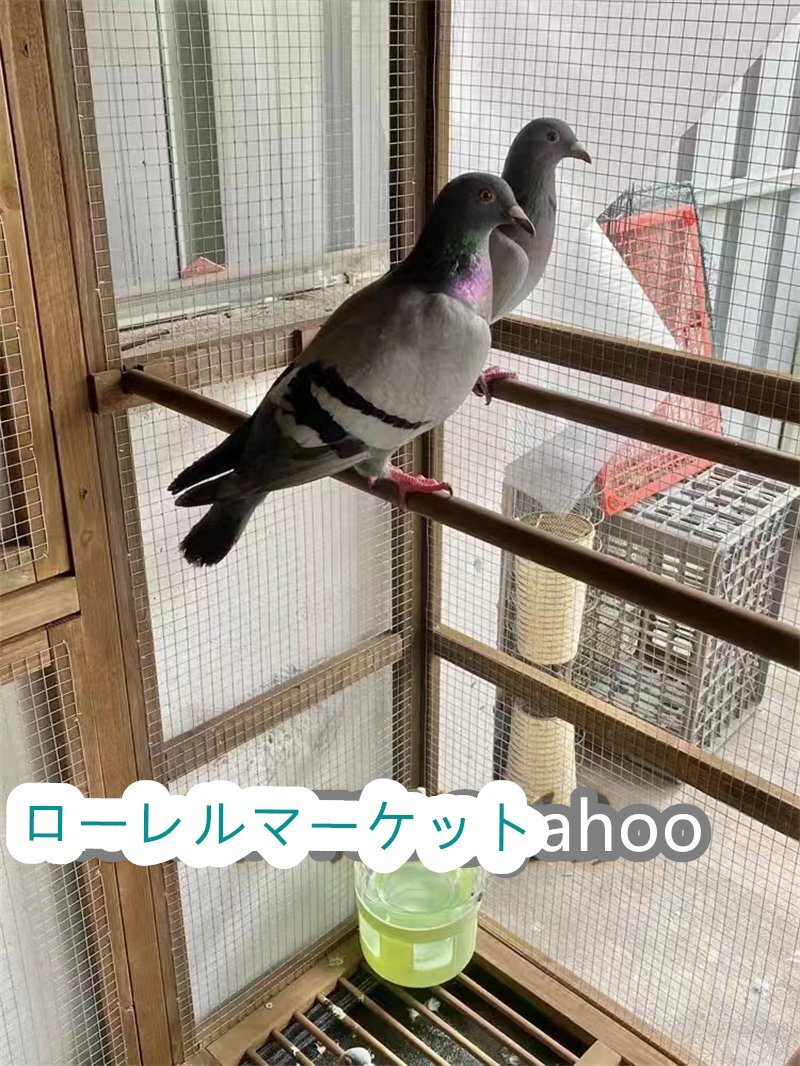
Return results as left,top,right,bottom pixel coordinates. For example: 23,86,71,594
478,187,495,203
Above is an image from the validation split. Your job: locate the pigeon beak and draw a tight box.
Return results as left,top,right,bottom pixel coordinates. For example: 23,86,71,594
507,203,535,236
570,142,592,164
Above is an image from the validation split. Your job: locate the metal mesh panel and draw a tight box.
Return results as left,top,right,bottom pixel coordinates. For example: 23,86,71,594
0,642,126,1066
66,0,419,1051
437,659,800,1066
0,216,47,574
437,5,799,1065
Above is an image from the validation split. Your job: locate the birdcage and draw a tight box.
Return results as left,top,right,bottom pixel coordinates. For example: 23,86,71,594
1,3,799,1066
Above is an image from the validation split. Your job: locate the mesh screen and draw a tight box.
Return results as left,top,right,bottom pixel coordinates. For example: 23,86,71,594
0,642,126,1066
66,0,418,1050
0,216,48,576
63,0,799,1061
438,5,799,1064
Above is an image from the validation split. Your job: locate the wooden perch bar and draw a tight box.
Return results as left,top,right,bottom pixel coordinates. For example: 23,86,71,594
119,369,800,670
434,625,800,839
492,316,800,424
489,377,800,485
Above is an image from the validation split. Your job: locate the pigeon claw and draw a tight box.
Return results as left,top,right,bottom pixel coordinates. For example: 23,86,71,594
473,365,518,405
383,466,453,512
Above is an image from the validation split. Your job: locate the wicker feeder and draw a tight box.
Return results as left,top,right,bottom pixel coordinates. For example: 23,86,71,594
506,709,578,806
516,513,596,667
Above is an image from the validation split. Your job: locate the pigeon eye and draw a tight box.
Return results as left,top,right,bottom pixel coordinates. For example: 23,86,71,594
478,187,496,203
547,130,559,142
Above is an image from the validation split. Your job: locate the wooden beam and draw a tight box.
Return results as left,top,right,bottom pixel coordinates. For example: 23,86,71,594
434,624,800,838
490,376,800,485
0,575,79,641
41,1,189,1054
0,625,51,682
162,631,404,781
119,369,800,670
492,316,800,424
0,2,174,1060
476,928,701,1066
0,59,69,581
205,936,362,1066
577,1044,623,1065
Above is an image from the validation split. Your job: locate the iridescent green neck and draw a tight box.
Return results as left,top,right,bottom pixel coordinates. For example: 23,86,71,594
397,229,493,316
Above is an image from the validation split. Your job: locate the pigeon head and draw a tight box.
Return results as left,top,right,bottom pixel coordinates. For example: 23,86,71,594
510,117,591,167
429,172,535,239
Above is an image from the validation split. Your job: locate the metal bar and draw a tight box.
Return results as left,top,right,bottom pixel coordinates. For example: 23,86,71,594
456,972,579,1063
270,1031,316,1066
488,377,800,485
243,1049,270,1066
339,976,450,1066
491,317,800,424
431,983,548,1066
383,984,503,1066
120,369,800,670
161,632,404,780
292,1013,345,1058
435,625,800,839
317,993,408,1066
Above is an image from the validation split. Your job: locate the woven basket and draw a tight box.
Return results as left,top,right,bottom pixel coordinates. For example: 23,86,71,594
516,513,596,666
506,709,577,806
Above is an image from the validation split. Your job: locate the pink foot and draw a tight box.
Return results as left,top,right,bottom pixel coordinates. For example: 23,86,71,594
473,365,518,405
369,464,453,512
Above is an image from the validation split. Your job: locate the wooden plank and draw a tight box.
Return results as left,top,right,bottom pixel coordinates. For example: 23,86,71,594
576,1044,623,1065
162,631,405,781
0,2,174,1060
119,369,800,671
0,546,37,595
492,316,800,424
41,3,189,1057
0,574,79,641
434,624,800,839
47,618,142,1065
0,60,69,581
476,928,699,1066
490,376,800,485
419,0,452,795
207,935,362,1066
89,322,316,415
0,625,51,681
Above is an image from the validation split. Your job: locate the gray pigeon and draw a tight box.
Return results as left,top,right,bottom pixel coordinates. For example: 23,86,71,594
170,172,533,565
474,118,591,401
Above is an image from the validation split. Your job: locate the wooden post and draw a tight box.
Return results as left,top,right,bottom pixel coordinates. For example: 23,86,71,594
0,1,177,1060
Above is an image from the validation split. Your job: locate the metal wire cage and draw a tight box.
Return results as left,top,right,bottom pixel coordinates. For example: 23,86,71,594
0,638,126,1066
0,1,794,1065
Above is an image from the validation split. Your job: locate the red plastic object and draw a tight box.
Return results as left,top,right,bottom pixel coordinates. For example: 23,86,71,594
597,201,722,516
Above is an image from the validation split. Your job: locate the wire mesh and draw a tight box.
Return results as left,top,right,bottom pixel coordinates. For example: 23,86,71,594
66,0,420,1050
0,216,48,575
0,641,126,1066
63,0,800,1062
438,5,800,1064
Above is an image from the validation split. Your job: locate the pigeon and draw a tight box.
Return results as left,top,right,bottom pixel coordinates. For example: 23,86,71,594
473,118,591,401
169,172,533,566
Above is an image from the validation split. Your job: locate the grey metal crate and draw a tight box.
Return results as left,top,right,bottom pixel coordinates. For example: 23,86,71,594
574,466,799,749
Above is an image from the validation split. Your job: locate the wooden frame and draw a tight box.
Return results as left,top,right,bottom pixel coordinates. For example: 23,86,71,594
0,2,177,1061
7,0,797,1062
434,625,800,839
0,55,69,593
492,316,800,424
183,927,691,1066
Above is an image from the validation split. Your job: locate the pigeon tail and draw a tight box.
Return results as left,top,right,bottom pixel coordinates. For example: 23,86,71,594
180,498,260,567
